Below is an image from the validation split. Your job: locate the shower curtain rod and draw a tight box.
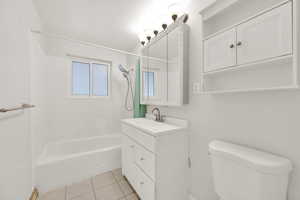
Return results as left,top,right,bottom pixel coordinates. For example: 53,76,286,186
30,29,142,57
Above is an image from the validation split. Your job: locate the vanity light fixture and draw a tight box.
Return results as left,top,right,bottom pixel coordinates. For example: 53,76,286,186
147,36,151,41
153,30,159,36
162,24,168,30
172,14,178,22
141,41,145,46
183,14,189,23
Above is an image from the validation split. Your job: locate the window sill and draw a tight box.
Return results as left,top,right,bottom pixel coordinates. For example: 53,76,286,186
68,95,111,100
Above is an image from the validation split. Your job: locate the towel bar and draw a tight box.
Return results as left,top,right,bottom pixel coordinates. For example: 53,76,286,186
0,104,35,113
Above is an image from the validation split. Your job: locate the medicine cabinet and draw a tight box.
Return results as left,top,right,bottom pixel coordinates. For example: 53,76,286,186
141,23,189,106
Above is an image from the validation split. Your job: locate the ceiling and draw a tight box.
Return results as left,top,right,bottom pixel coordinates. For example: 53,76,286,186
33,0,183,51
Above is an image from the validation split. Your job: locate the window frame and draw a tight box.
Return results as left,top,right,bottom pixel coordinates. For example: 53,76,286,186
69,57,111,99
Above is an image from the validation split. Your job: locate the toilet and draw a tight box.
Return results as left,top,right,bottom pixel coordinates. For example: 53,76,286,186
209,140,293,200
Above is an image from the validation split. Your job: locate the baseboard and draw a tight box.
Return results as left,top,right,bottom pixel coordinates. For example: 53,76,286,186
29,188,39,200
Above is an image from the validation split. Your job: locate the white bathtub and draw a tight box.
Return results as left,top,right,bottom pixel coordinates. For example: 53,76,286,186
36,135,121,193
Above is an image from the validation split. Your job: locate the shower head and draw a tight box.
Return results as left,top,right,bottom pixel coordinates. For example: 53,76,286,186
118,64,129,74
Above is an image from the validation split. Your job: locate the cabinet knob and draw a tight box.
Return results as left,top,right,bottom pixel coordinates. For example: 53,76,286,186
237,41,242,46
229,44,235,48
140,157,145,161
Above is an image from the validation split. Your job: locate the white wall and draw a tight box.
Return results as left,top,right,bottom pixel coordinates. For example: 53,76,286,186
31,36,132,160
146,0,300,200
0,0,42,199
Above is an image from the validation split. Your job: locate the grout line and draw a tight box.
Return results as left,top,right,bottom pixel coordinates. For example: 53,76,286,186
90,177,97,200
110,170,128,200
112,170,132,199
64,186,67,200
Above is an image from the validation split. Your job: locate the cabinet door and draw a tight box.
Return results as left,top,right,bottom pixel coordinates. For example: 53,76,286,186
204,28,236,72
141,48,149,104
167,26,182,105
237,2,292,65
146,36,168,105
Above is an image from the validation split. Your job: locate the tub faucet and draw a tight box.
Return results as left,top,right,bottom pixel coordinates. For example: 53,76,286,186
152,107,164,122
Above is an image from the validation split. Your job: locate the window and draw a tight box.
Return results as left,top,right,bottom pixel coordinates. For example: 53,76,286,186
71,60,110,97
143,71,155,97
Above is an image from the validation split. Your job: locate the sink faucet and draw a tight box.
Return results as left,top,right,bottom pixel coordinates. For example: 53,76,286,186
152,107,164,122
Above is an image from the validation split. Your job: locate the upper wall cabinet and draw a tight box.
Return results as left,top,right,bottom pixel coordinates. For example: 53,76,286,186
200,0,299,94
204,1,292,72
236,2,292,65
141,23,189,106
204,28,236,72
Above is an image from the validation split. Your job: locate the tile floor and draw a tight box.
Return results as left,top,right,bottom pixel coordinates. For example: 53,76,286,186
40,169,139,200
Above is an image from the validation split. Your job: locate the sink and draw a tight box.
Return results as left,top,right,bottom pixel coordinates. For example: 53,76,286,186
121,117,188,136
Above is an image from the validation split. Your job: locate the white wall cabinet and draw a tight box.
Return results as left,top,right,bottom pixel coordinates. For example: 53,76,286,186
204,28,236,72
236,2,292,65
203,1,293,72
121,118,188,200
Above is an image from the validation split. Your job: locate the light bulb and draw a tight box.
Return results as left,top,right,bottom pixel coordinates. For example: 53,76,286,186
138,32,146,42
168,2,184,21
160,13,172,26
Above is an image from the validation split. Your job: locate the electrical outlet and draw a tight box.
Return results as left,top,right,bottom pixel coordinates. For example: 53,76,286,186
192,82,201,94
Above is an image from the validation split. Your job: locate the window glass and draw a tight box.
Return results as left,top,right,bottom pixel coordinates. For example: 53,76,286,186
92,63,108,96
72,61,90,95
143,71,155,97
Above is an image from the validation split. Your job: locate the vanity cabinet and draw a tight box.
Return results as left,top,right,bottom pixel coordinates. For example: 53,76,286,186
204,1,293,72
141,23,189,106
121,118,188,200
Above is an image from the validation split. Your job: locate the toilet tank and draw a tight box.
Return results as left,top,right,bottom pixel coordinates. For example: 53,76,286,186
209,140,292,200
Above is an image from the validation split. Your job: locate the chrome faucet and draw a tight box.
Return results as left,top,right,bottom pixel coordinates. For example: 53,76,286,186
152,107,164,122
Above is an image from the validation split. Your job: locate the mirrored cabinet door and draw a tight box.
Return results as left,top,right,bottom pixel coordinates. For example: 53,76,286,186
141,36,168,105
167,25,189,106
167,27,181,105
141,47,149,103
141,24,188,106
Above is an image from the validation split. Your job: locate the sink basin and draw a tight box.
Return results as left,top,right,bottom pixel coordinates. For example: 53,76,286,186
121,117,187,136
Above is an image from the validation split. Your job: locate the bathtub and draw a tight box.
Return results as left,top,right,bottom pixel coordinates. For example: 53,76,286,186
35,134,121,193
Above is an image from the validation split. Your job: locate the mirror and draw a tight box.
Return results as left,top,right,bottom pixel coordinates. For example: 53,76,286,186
141,24,188,106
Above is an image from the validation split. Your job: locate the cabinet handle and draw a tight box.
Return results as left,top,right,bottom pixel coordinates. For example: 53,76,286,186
229,44,235,48
237,41,242,46
140,157,145,161
140,182,144,185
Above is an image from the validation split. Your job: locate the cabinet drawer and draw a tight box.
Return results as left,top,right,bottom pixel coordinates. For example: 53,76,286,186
135,165,155,200
122,124,156,153
136,144,156,180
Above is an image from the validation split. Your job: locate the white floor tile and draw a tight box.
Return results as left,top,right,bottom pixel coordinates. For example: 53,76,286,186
40,187,66,200
69,192,95,200
94,183,124,200
67,179,93,199
118,180,133,196
92,171,116,189
112,168,123,181
126,193,139,200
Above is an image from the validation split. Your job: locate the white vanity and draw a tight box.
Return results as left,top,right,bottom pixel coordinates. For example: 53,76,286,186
121,117,188,200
